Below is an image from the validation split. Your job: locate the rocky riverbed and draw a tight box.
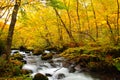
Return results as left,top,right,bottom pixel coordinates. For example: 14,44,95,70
21,53,101,80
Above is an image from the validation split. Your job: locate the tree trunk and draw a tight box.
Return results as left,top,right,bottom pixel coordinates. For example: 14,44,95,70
6,0,21,59
76,0,81,41
90,0,98,40
106,16,116,45
63,0,72,35
116,0,120,45
54,8,76,43
57,17,63,44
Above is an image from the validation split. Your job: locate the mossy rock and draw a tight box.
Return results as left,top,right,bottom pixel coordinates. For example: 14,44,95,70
21,69,32,75
33,73,48,80
10,53,24,60
33,49,43,55
41,53,53,60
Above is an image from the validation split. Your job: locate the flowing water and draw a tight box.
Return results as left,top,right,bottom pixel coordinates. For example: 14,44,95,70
21,52,101,80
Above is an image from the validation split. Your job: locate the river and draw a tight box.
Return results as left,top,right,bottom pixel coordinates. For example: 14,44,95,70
11,50,119,80
21,52,101,80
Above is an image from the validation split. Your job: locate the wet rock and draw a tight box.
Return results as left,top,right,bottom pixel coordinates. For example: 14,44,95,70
41,53,53,60
10,53,24,60
33,49,43,55
33,73,48,80
48,60,57,67
74,64,81,71
68,64,76,73
69,67,76,73
21,60,27,64
50,63,57,67
53,68,68,79
22,64,37,73
57,73,65,79
39,65,48,68
45,73,52,77
62,60,71,68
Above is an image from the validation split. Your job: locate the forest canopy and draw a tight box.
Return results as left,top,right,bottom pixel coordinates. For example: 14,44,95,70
0,0,120,50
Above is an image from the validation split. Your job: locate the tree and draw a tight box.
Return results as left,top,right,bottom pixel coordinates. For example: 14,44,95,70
98,0,120,45
49,0,76,43
6,0,21,59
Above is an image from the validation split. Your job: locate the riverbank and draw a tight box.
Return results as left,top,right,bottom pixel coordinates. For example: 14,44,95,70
59,45,120,77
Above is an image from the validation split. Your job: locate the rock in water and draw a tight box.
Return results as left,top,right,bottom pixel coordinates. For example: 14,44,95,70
45,73,52,77
22,64,37,73
33,73,48,80
53,68,68,79
57,73,65,79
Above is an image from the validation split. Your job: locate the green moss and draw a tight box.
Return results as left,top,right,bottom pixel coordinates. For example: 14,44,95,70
60,45,120,73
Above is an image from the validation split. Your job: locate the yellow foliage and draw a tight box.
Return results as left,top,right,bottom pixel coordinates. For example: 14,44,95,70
1,0,119,48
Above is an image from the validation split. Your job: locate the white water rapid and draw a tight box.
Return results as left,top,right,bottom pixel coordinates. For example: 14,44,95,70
21,51,100,80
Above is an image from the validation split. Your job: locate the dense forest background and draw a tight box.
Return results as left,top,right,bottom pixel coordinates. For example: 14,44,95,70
0,0,120,54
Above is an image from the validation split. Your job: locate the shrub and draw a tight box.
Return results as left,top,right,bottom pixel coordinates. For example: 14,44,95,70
0,57,22,77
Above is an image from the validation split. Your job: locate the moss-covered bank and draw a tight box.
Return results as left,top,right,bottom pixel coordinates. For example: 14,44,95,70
60,45,120,74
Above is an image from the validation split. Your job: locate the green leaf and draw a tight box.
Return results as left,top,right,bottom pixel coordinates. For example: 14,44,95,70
48,0,67,9
114,63,120,71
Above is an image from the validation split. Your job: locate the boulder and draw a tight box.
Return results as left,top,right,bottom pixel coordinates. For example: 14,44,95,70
33,73,48,80
45,73,52,77
33,49,43,55
53,68,68,79
22,64,37,73
57,73,65,79
41,53,53,60
68,64,76,73
48,60,57,67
